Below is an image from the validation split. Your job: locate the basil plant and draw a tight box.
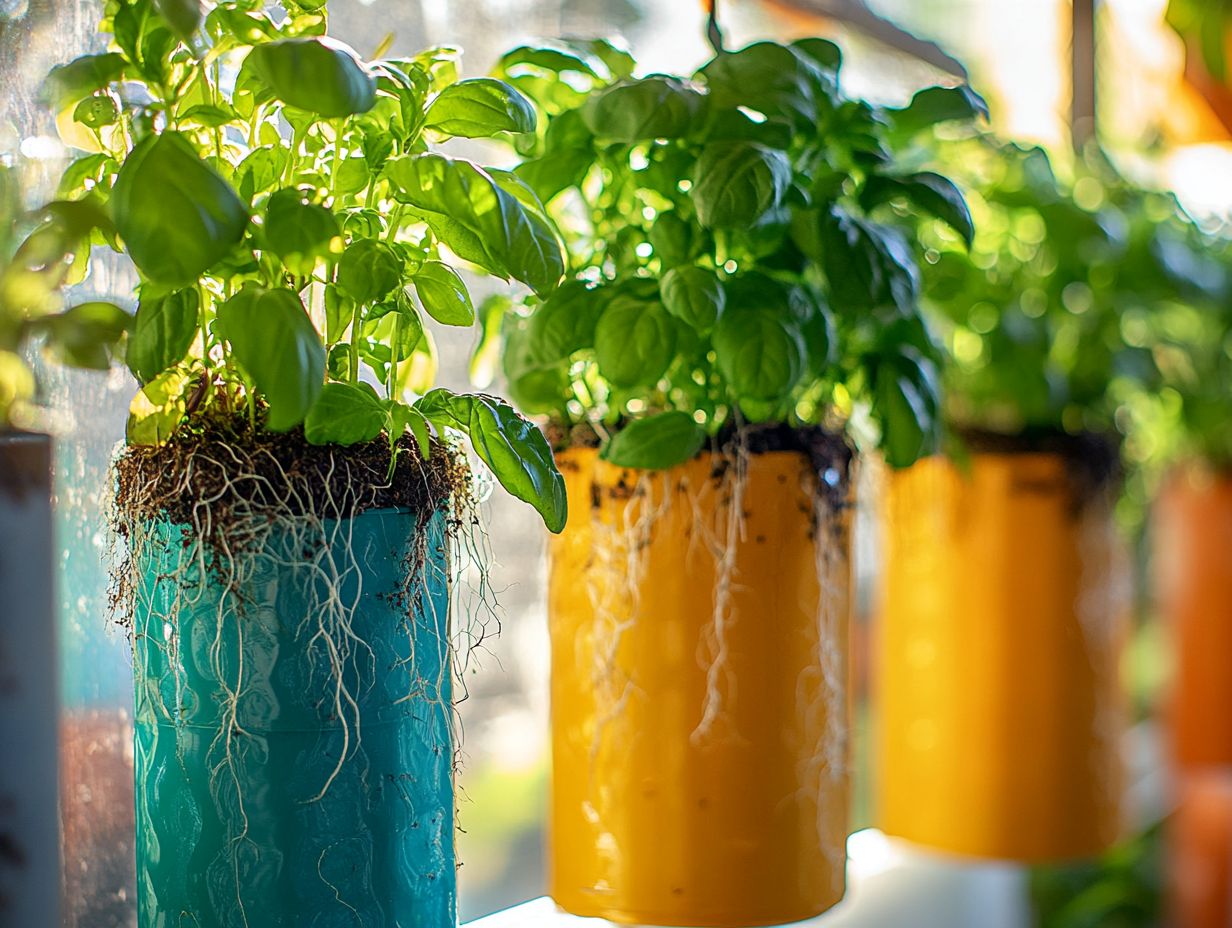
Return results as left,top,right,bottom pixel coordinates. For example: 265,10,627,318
915,138,1221,447
479,38,984,469
35,0,567,530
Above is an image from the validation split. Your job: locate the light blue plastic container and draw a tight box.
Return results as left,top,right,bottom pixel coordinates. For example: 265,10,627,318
132,507,455,927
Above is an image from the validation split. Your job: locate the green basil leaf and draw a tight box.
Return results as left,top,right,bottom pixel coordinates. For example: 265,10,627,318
425,78,536,138
527,279,606,366
110,132,249,286
263,187,343,273
593,297,677,388
700,41,834,131
791,37,842,74
245,36,376,117
215,285,325,431
691,141,791,229
385,153,563,295
37,301,132,371
416,389,567,533
337,239,402,303
817,208,920,314
659,266,725,333
863,171,974,247
648,211,693,269
602,411,707,470
873,360,934,468
412,260,474,326
581,76,705,142
496,45,600,79
153,0,203,40
73,94,119,130
42,53,126,109
128,288,198,384
887,84,989,137
303,381,386,445
712,306,805,402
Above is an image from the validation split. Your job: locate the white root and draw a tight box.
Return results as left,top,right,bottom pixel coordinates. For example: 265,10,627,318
108,434,492,915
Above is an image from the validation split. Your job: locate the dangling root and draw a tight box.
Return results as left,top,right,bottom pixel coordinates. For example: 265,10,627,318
585,467,671,771
795,459,853,872
107,420,491,917
690,431,750,746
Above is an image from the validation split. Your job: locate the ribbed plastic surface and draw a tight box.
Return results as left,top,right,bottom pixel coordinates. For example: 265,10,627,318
132,508,455,927
548,448,851,927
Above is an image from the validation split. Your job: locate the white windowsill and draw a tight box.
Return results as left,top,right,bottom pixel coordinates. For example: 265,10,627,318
465,830,1030,928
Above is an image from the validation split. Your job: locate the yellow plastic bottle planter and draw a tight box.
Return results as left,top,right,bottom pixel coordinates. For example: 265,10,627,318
875,452,1127,862
548,445,852,927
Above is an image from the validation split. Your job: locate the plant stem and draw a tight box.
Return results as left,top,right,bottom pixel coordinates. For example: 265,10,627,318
388,313,402,399
348,301,362,383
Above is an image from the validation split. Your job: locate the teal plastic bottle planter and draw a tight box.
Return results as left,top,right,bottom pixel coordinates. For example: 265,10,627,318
132,507,455,927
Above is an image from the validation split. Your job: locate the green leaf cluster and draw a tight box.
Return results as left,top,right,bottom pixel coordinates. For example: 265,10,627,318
35,0,567,529
911,137,1229,469
0,167,128,428
487,38,983,469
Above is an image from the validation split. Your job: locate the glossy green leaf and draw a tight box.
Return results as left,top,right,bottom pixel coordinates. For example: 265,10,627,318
413,260,474,326
816,208,919,313
691,142,791,229
128,288,199,383
73,94,118,130
581,76,705,142
863,171,974,247
110,132,249,286
425,78,536,138
700,41,835,130
337,239,402,303
303,381,386,445
246,37,376,117
593,297,677,388
888,84,989,136
385,153,563,295
712,307,805,402
416,389,567,532
602,411,707,469
660,266,725,333
215,285,325,431
526,279,605,366
263,187,342,273
874,361,933,468
42,53,126,109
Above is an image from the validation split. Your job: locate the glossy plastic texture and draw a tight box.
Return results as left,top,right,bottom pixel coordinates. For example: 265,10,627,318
1156,469,1232,770
1170,769,1232,928
876,453,1127,861
548,448,851,927
132,508,455,928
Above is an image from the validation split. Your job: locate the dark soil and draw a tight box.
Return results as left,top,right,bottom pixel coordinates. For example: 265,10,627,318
955,426,1122,507
549,418,853,509
113,417,462,544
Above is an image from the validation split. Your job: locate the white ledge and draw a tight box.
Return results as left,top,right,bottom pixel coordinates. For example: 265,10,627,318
467,830,1030,928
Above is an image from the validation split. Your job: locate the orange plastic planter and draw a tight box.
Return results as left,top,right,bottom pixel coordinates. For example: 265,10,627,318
1170,770,1232,928
875,453,1127,861
1156,469,1232,770
548,447,852,927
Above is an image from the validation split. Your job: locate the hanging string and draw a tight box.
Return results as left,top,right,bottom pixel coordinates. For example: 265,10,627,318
704,0,726,54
